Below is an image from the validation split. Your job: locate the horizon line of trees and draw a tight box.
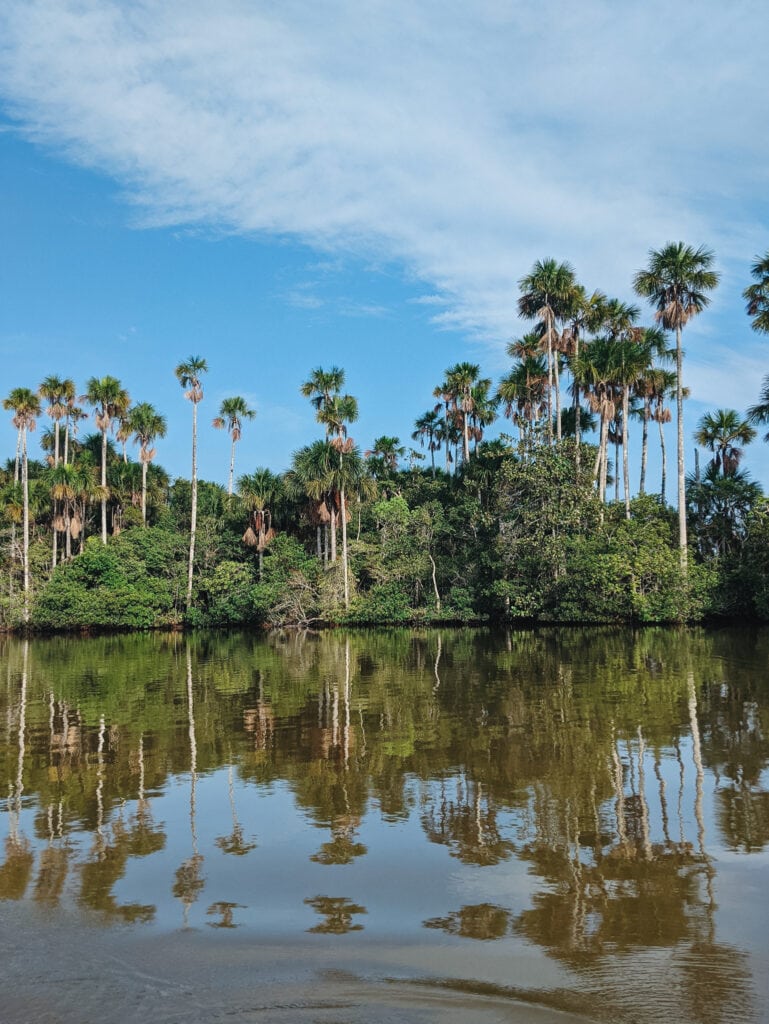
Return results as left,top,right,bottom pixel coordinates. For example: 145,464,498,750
3,241,769,629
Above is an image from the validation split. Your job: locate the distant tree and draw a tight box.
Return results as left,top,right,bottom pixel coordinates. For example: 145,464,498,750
175,356,208,610
129,402,167,524
213,396,256,495
80,376,130,544
634,242,719,566
743,251,769,334
694,410,756,477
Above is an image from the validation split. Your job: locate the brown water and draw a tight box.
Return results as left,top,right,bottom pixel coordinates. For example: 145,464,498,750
1,627,768,1023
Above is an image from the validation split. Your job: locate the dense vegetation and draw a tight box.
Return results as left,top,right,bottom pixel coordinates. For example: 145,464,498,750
3,243,769,631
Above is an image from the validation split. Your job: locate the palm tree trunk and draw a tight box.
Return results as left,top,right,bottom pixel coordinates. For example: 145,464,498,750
622,386,631,520
54,420,60,467
429,441,435,477
65,503,72,560
599,414,610,505
63,419,69,466
659,417,667,503
186,402,198,610
100,427,108,545
574,336,581,473
228,435,236,496
639,400,649,495
52,516,58,569
676,325,688,569
141,458,148,525
545,324,553,444
462,406,470,464
341,487,349,610
554,348,562,442
22,427,30,623
316,525,322,559
330,506,337,563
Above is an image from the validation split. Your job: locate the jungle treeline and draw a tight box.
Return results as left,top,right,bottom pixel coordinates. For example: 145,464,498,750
3,243,769,631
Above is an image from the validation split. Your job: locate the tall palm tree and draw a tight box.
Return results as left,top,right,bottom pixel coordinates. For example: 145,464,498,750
412,410,441,477
300,367,345,432
497,354,547,452
634,242,719,566
63,404,88,465
518,259,577,443
743,251,769,334
238,468,281,576
561,288,607,469
3,388,42,620
213,396,256,495
572,338,620,506
80,376,130,544
317,392,359,610
38,376,75,467
175,356,208,611
694,409,756,477
443,362,480,464
129,402,167,524
365,435,406,475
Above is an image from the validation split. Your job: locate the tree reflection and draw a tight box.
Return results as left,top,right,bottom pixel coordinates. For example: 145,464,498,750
305,895,366,934
424,903,513,940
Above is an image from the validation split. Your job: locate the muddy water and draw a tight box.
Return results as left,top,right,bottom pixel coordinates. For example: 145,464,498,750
1,627,768,1023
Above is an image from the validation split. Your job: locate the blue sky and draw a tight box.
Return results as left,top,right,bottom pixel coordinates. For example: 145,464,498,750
0,0,768,489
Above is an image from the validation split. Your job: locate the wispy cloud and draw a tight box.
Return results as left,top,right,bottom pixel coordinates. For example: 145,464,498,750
0,0,767,351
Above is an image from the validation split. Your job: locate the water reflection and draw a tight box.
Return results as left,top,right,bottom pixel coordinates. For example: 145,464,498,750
0,627,767,1023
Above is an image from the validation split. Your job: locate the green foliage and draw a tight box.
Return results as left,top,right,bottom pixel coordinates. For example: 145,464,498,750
32,529,185,630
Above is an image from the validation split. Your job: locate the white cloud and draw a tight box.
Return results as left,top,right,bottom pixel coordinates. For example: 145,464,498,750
0,0,767,354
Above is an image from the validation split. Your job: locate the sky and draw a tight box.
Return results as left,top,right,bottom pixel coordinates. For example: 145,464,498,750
0,0,768,489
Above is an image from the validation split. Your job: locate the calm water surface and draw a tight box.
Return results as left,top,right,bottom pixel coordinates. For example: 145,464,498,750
1,627,768,1023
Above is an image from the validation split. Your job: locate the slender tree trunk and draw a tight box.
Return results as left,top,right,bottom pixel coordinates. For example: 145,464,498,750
141,457,148,525
227,435,236,496
430,442,435,477
330,506,337,563
614,435,620,504
462,404,470,464
554,347,562,442
65,503,71,560
574,335,581,473
622,386,631,520
186,402,198,610
52,516,58,569
341,486,349,610
100,427,108,545
659,417,667,503
545,319,554,444
676,325,688,569
22,427,30,623
429,552,441,611
316,525,322,559
54,419,60,467
639,400,649,495
599,414,610,506
592,415,603,485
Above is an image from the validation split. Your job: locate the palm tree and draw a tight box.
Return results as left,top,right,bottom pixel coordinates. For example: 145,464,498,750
694,409,756,477
38,376,75,468
518,259,577,443
572,338,620,506
129,402,167,524
317,392,359,610
238,468,281,576
561,288,607,469
497,354,547,452
365,435,406,480
412,410,441,477
747,374,769,441
300,367,346,433
287,440,336,561
634,242,719,566
212,396,256,495
743,251,769,334
443,362,480,464
80,376,130,544
175,356,208,611
3,388,42,620
63,404,88,465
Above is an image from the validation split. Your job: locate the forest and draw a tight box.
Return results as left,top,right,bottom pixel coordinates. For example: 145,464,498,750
3,242,769,631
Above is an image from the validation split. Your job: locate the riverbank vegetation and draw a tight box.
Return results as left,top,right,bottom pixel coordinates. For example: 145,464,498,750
3,242,769,631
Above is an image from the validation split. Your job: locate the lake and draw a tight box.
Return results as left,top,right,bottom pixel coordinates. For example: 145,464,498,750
1,627,768,1023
